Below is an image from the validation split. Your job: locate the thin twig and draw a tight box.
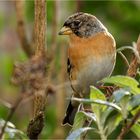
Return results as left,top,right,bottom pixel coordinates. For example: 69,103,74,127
0,95,23,139
0,99,12,109
82,119,93,140
118,51,130,68
53,45,66,139
76,0,83,12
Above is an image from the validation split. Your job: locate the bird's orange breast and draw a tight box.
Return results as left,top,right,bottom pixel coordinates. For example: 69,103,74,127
68,31,116,70
68,31,116,83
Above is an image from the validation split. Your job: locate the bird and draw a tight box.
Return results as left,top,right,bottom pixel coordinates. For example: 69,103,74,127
58,12,116,125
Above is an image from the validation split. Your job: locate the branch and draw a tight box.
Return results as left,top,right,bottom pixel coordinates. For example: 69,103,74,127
51,0,58,53
27,0,47,139
127,35,140,77
47,0,58,83
53,45,66,138
76,0,83,12
0,89,30,139
117,109,140,140
118,51,129,68
0,95,23,139
15,0,33,57
34,0,46,56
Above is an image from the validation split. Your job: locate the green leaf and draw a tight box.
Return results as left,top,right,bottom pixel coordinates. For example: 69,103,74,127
105,113,122,136
0,119,15,129
113,88,131,102
130,107,140,123
90,86,106,117
100,107,114,127
90,86,106,101
131,123,140,138
0,119,28,139
66,127,94,140
113,89,130,119
72,111,87,132
102,76,140,94
129,94,140,110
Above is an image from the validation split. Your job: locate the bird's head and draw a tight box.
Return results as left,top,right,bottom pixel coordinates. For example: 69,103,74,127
59,12,107,38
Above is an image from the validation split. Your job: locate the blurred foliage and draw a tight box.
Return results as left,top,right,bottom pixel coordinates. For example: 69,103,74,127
0,0,139,139
0,119,28,139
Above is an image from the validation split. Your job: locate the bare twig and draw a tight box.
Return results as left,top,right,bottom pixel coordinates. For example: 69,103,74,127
47,0,58,83
76,0,83,12
15,0,33,57
127,35,140,77
0,99,12,109
118,51,130,68
51,0,58,53
0,95,23,139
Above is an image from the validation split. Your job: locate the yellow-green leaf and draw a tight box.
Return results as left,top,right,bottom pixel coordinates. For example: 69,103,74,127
102,76,140,94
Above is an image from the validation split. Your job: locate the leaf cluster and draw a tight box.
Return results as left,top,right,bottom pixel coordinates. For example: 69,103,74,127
67,76,140,140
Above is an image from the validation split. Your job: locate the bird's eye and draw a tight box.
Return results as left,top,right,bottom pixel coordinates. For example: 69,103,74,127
74,20,82,26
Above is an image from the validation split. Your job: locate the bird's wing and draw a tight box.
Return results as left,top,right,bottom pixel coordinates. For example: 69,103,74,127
67,57,72,77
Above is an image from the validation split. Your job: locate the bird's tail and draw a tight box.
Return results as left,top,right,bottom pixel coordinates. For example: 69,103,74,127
62,101,78,126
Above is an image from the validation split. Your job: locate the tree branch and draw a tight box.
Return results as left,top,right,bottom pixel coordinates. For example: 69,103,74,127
117,109,140,140
0,87,32,139
34,0,46,56
127,35,140,77
0,96,23,139
27,0,47,139
15,0,33,57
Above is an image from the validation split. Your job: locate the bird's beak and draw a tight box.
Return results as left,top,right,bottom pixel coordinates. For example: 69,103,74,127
58,26,73,35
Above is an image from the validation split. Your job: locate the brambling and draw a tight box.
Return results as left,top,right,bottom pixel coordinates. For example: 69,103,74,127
59,12,116,125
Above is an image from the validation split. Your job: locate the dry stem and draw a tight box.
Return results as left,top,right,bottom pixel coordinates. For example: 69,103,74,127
127,35,140,77
27,0,47,139
34,0,46,56
117,35,140,140
15,0,33,57
117,109,140,140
